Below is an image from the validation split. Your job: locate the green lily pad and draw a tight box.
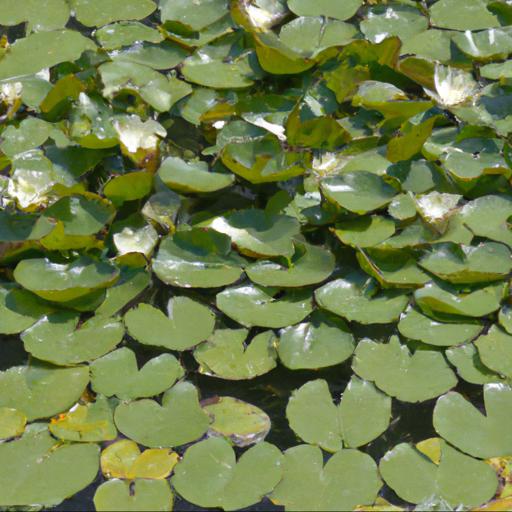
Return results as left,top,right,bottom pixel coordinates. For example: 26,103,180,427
287,377,391,452
13,256,119,302
94,480,174,512
287,0,361,20
71,0,156,27
0,30,95,81
278,310,354,370
430,0,500,31
315,272,409,324
414,281,506,318
194,328,277,379
100,440,179,479
0,407,26,440
398,307,483,347
446,343,503,385
419,242,512,284
271,444,381,511
352,336,457,403
216,284,313,328
95,21,163,49
172,437,283,510
0,286,55,334
360,4,428,44
453,28,512,61
114,381,210,448
0,362,89,420
380,439,498,507
158,156,234,193
433,383,512,458
21,311,124,365
499,305,512,334
125,298,215,351
112,217,158,257
103,172,153,206
0,0,69,32
246,241,334,287
153,228,245,288
203,396,271,447
333,215,396,248
49,395,117,442
321,172,397,214
0,424,99,507
0,211,54,242
112,41,187,70
442,150,509,181
475,325,512,380
91,348,184,400
159,0,227,31
210,209,300,258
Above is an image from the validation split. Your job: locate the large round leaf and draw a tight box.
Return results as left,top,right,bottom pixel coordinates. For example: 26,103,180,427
430,0,500,31
333,215,395,248
271,444,381,511
13,256,119,302
352,336,457,403
216,284,313,328
91,348,184,400
153,228,245,288
172,437,283,510
124,298,215,350
21,311,124,365
0,424,99,507
475,325,512,380
114,381,209,448
287,0,362,21
0,362,89,420
194,328,277,379
71,0,156,27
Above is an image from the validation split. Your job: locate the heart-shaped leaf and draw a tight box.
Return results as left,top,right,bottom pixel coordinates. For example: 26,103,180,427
287,377,391,451
353,336,457,402
380,438,498,507
475,325,512,379
124,297,215,350
216,284,313,328
172,437,283,510
434,383,512,458
446,344,503,385
271,444,381,511
91,348,184,400
194,328,277,379
114,381,209,448
0,362,89,420
21,311,124,365
0,424,99,507
278,310,354,370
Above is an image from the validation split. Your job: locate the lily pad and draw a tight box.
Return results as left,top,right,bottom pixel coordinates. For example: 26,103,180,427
114,381,210,448
194,328,277,379
446,343,502,385
475,325,512,380
91,348,184,400
333,215,396,248
321,172,397,214
246,242,335,287
434,383,512,458
71,0,156,27
315,272,409,324
159,0,228,31
398,307,483,347
0,424,99,507
95,21,163,49
380,439,498,507
287,0,361,21
278,310,354,370
0,362,89,420
0,407,26,440
203,396,271,447
153,228,245,288
21,311,124,365
271,444,381,511
124,298,215,351
13,256,119,302
0,0,70,32
287,377,391,451
94,479,174,512
100,440,179,479
210,209,300,258
49,395,117,442
352,336,457,402
216,284,313,328
172,437,283,510
430,0,500,31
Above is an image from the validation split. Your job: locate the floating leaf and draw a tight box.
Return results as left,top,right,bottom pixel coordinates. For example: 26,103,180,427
475,326,512,380
114,381,210,448
287,0,362,21
194,328,277,379
446,344,502,385
0,407,26,440
71,0,156,27
333,215,396,248
203,396,271,447
172,437,283,510
91,348,183,400
125,297,215,351
430,0,500,31
352,336,457,402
